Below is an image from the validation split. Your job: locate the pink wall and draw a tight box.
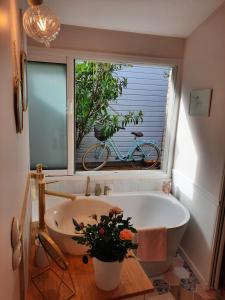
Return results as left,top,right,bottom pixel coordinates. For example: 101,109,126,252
173,2,225,286
28,24,185,59
0,0,30,299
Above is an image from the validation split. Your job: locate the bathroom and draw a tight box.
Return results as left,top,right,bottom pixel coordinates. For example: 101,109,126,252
1,0,225,299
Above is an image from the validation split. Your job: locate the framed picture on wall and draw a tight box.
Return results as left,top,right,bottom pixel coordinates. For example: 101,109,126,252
189,89,213,116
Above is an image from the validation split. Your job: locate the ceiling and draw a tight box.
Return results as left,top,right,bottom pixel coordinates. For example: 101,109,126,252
44,0,224,38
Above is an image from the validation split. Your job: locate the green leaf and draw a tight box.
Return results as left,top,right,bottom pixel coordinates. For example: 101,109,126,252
75,61,144,149
72,218,80,227
82,255,89,264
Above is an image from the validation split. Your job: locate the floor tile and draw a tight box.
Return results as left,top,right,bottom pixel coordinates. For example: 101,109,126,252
146,251,200,300
164,270,180,287
195,293,204,300
147,292,175,300
148,290,160,297
195,284,216,300
180,278,197,292
153,279,170,294
172,257,184,268
173,267,190,279
170,286,180,300
179,287,194,300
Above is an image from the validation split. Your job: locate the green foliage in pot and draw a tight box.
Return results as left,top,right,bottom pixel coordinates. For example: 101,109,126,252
75,61,143,149
72,207,138,262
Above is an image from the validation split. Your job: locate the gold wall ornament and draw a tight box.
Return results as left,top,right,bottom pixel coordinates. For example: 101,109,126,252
20,50,28,111
11,217,23,270
19,9,28,112
13,41,23,133
13,76,23,133
23,0,60,47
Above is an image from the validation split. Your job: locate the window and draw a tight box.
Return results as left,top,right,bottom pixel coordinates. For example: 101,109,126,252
27,51,179,176
28,62,68,170
75,60,172,171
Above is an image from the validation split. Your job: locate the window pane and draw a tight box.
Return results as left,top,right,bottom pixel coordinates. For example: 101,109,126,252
28,62,67,170
75,60,171,171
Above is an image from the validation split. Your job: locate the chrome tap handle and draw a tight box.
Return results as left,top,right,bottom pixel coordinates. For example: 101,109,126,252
85,176,91,196
104,186,111,195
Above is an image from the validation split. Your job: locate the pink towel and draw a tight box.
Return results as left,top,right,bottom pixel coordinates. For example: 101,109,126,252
137,227,167,262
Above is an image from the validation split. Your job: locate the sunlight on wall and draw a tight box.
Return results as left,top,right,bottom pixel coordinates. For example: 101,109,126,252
175,100,198,199
0,10,8,30
10,0,18,42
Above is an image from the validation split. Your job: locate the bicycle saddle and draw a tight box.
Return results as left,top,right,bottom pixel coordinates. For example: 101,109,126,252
131,131,144,137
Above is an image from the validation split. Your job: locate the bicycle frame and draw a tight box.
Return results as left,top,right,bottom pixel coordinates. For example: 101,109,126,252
102,138,156,162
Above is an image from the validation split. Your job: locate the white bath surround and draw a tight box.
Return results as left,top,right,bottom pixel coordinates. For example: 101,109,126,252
31,171,171,221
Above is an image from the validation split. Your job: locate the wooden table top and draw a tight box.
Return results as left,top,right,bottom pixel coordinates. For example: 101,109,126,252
68,255,153,300
27,224,154,300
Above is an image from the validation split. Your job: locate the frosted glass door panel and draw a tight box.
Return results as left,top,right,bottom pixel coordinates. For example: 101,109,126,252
28,62,67,170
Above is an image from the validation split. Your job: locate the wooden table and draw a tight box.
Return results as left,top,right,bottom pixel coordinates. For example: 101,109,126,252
27,224,154,300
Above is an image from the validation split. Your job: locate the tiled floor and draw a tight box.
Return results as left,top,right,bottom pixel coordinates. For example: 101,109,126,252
144,292,175,300
147,252,216,300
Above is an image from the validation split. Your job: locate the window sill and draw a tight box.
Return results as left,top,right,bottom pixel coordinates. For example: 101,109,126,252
44,169,171,180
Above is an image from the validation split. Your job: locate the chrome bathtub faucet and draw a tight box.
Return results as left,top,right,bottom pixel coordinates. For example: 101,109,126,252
85,176,91,196
95,183,102,196
104,185,111,195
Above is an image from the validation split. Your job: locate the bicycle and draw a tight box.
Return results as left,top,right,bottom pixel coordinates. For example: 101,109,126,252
82,126,161,171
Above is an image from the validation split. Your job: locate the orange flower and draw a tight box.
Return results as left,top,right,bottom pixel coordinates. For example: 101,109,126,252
119,229,134,241
109,206,123,215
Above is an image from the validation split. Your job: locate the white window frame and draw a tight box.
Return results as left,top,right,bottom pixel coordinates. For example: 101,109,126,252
28,46,182,178
28,53,75,176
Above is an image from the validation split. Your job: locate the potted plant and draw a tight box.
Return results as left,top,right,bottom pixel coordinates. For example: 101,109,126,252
72,207,138,291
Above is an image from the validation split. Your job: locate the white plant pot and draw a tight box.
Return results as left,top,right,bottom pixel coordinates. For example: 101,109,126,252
93,257,123,291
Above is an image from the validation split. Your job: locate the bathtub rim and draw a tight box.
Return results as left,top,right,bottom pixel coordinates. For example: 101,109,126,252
44,191,190,237
44,197,113,237
100,191,190,230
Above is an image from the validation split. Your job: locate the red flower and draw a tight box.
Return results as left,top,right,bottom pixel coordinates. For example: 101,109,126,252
99,228,105,235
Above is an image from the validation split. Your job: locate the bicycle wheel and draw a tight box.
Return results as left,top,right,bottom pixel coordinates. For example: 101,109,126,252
82,144,110,171
131,143,160,170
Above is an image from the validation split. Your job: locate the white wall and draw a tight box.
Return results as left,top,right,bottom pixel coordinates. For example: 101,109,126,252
173,2,225,286
28,24,185,59
0,0,30,299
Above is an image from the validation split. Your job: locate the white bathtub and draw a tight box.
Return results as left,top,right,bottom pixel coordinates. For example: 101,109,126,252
45,198,113,256
101,192,190,276
44,192,190,276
